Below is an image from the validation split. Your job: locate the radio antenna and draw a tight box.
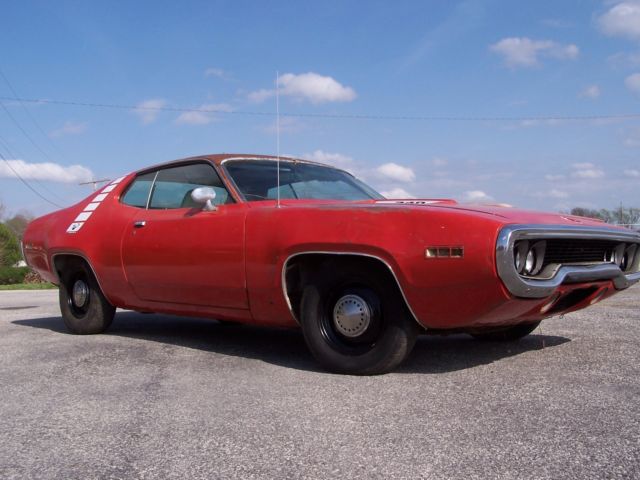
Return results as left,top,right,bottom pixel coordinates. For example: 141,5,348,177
276,70,281,208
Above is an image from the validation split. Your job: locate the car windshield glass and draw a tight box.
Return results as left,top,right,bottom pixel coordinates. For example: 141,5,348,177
224,160,384,201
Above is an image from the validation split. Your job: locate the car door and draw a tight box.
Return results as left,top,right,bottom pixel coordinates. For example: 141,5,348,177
120,162,248,309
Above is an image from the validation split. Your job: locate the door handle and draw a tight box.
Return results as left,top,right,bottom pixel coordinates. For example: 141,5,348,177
133,220,146,228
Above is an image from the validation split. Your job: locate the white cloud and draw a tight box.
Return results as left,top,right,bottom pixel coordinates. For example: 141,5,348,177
463,190,493,203
303,150,354,170
380,187,415,199
598,1,640,40
204,68,229,79
545,174,565,181
431,157,448,167
0,159,94,183
248,72,357,104
579,85,601,99
133,99,167,124
490,37,579,68
49,121,87,138
261,117,306,134
624,168,640,177
625,73,640,94
624,127,640,146
248,89,274,103
175,103,233,125
376,163,416,183
571,162,605,179
548,189,569,199
608,52,640,68
542,18,573,29
572,162,595,169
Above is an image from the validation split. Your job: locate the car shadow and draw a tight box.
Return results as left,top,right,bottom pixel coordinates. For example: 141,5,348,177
12,312,570,375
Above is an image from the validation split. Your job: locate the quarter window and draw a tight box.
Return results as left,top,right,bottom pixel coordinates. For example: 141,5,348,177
121,171,156,208
121,163,233,209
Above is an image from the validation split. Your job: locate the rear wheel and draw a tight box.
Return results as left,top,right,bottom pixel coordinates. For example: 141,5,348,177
469,321,540,341
300,265,420,375
59,262,115,334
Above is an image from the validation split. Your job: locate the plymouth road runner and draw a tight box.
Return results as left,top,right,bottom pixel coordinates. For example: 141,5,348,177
23,154,640,374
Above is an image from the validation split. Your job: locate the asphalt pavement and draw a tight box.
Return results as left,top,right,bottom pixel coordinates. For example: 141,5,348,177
0,287,638,479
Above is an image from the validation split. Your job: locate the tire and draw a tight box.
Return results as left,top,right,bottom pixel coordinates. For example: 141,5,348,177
469,321,540,341
59,262,115,334
300,264,420,375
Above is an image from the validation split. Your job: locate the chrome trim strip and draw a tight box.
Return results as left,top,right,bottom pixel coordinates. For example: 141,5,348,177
281,251,423,328
144,171,159,210
496,224,640,298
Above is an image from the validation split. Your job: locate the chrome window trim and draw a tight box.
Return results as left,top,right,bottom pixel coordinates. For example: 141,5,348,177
144,171,159,209
121,160,237,209
496,224,640,298
281,251,424,329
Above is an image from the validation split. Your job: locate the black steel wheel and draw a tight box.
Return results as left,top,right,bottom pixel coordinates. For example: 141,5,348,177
469,321,541,341
300,264,420,375
59,262,115,334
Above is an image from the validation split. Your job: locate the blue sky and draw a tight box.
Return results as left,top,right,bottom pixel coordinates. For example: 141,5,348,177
1,0,640,216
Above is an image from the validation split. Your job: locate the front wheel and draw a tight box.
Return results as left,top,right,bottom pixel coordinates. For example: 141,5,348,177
469,321,540,341
59,262,115,334
300,266,420,375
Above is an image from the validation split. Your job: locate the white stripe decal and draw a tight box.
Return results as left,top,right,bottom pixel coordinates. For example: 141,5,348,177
84,202,100,212
102,184,117,193
75,211,92,222
66,222,84,233
93,193,108,202
111,176,125,184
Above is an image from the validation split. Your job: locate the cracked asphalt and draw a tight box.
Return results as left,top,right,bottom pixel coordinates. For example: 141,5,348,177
0,286,638,479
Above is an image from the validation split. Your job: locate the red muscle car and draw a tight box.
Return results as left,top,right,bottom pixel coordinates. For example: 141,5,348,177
23,154,640,374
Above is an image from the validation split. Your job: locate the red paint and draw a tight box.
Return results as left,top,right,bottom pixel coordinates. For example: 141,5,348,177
22,154,635,330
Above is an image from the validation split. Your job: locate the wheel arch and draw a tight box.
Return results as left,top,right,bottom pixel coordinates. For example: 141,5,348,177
281,252,423,329
51,252,112,304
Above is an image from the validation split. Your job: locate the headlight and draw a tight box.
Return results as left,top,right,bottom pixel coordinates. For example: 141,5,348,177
524,249,536,275
513,241,529,274
513,240,546,276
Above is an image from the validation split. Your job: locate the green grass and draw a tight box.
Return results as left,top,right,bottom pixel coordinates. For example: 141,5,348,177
0,283,57,291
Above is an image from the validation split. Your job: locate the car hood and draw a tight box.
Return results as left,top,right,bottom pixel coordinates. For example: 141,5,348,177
373,199,612,228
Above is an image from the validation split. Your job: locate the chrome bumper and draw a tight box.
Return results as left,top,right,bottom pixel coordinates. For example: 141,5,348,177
496,224,640,298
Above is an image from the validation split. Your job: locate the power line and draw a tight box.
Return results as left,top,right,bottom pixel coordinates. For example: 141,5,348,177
0,100,63,164
2,95,640,122
0,68,65,158
0,149,64,208
0,134,68,203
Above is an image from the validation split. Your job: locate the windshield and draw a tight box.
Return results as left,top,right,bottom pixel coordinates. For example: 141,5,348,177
224,159,384,202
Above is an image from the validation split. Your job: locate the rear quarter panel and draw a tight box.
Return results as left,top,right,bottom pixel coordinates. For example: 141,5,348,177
23,176,135,306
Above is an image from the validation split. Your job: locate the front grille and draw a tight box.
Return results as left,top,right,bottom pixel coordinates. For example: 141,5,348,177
542,239,619,266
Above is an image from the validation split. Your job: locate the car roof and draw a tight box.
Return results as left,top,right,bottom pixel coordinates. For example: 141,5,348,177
136,153,332,174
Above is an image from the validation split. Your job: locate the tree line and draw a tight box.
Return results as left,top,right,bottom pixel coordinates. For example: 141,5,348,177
569,206,640,227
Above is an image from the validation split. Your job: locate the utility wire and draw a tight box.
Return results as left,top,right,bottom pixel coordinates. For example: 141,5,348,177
0,68,65,159
2,95,640,122
0,100,63,164
0,134,68,203
0,148,64,208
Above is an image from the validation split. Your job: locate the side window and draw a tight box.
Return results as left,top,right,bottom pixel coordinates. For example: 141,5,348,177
121,172,156,208
148,163,233,210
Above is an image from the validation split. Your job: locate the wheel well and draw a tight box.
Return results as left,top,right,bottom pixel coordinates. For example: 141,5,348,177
52,254,93,285
283,253,417,324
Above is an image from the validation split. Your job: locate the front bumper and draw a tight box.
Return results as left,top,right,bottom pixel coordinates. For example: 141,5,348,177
496,224,640,299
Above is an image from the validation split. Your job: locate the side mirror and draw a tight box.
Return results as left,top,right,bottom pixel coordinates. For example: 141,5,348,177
191,187,217,211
